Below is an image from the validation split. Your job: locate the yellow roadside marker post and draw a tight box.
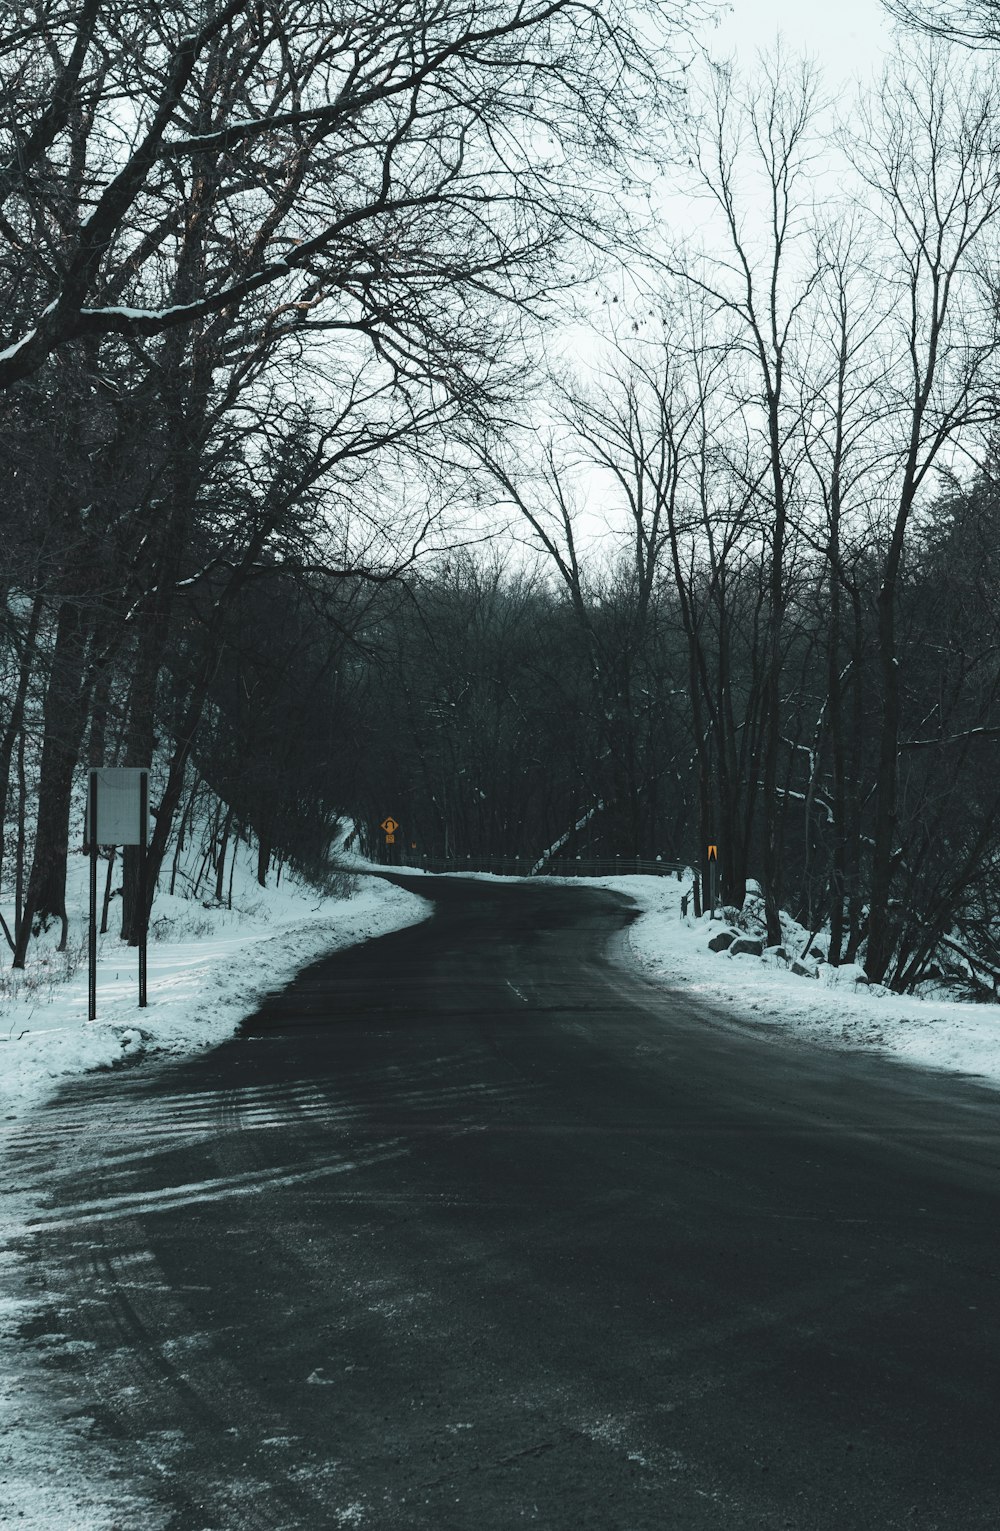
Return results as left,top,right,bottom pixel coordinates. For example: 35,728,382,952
708,844,719,919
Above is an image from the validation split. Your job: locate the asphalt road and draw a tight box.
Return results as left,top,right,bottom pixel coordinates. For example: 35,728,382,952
7,874,1000,1530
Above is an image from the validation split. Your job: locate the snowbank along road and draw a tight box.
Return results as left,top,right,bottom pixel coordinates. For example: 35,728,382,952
4,873,1000,1529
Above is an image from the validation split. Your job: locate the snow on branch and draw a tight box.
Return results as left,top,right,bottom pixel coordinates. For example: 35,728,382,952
531,801,605,875
902,726,1000,750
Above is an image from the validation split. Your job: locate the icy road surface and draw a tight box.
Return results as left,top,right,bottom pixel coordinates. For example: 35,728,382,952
3,874,1000,1529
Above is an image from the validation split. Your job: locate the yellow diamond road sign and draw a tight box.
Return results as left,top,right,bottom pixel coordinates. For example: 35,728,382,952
381,816,399,834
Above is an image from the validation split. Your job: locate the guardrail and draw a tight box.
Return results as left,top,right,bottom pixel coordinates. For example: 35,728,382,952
390,854,687,879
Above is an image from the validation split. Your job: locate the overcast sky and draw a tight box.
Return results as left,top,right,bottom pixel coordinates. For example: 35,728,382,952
707,0,896,84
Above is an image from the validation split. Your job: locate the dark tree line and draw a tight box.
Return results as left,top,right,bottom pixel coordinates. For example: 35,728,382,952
0,0,697,962
342,460,1000,995
6,2,1000,1001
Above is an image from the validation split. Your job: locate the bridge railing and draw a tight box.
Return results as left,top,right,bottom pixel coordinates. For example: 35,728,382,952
391,853,687,879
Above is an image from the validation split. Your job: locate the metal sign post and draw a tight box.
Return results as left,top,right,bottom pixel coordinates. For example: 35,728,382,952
86,767,151,1021
138,770,148,1008
88,772,99,1021
708,843,719,919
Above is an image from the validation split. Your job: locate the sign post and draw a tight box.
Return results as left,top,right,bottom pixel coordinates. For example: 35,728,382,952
138,770,148,1008
708,843,719,919
88,771,99,1022
86,768,150,1021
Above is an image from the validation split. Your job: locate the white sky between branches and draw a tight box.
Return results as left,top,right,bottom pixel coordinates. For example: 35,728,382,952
551,0,904,548
710,0,895,81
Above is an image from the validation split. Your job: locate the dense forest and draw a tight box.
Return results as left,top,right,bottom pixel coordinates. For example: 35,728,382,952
4,0,1000,994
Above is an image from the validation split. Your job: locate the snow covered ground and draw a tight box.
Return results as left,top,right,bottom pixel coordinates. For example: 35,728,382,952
6,849,998,1126
0,848,432,1530
0,848,432,1119
2,860,1000,1526
598,873,1000,1092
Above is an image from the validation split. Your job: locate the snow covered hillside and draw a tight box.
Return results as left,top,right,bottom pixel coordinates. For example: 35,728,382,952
0,837,431,1117
6,845,1000,1122
606,875,1000,1091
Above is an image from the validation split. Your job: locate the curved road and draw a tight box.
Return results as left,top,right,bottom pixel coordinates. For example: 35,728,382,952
6,874,1000,1529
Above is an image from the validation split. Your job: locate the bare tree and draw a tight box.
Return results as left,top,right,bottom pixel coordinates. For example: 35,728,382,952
845,45,1000,981
0,0,707,395
883,0,1000,46
0,0,714,961
531,318,769,898
795,214,887,962
664,54,825,944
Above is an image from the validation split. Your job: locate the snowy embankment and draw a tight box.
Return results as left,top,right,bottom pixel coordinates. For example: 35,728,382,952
597,874,1000,1090
0,851,430,1117
11,842,998,1118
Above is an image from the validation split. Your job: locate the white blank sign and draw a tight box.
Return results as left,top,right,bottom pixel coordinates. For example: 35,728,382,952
87,768,149,846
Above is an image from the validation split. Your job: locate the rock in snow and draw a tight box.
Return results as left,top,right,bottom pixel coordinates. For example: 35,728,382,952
708,930,737,952
819,961,869,987
729,936,765,958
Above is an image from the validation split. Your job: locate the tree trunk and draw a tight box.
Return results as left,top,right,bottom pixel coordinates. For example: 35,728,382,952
842,583,867,963
865,578,901,983
100,847,116,935
760,398,787,948
13,601,94,966
257,833,271,888
0,589,43,895
138,519,277,928
15,719,26,935
120,492,195,942
214,804,234,903
826,556,847,966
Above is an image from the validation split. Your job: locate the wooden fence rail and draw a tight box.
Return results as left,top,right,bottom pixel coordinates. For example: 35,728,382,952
387,854,688,879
